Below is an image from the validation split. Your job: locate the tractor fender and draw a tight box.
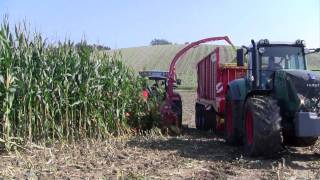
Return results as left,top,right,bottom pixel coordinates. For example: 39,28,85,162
227,78,247,101
226,78,247,138
244,89,272,103
227,80,272,138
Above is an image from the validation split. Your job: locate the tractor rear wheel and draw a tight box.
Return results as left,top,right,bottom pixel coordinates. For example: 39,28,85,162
224,90,241,144
244,96,282,157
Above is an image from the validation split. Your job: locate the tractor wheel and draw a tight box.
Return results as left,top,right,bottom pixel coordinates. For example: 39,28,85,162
224,90,241,144
173,100,183,128
283,133,318,147
243,96,282,157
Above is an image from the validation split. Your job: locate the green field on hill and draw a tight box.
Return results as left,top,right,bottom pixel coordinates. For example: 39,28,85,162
109,45,320,88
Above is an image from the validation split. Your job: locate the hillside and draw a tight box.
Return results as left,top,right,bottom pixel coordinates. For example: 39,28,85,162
307,53,320,70
108,44,235,88
108,45,320,88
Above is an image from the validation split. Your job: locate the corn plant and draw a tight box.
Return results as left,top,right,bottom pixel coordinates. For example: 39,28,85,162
0,18,156,149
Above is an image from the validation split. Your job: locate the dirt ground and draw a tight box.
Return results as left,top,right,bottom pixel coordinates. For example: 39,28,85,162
1,90,320,179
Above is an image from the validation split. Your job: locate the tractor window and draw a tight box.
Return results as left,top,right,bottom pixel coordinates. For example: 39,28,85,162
145,78,167,101
246,52,253,82
259,46,306,70
259,46,306,90
261,57,268,69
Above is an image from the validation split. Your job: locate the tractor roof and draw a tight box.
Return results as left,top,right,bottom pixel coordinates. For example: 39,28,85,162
249,39,306,47
139,70,169,80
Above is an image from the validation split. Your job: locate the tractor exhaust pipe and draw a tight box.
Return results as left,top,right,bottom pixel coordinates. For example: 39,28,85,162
251,40,260,89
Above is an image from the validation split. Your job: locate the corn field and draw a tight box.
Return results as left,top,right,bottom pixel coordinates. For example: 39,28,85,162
0,19,156,149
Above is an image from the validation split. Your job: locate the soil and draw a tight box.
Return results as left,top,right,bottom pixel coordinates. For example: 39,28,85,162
1,90,320,179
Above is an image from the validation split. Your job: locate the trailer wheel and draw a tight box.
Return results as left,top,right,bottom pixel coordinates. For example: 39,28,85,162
224,91,241,144
195,104,201,129
204,108,216,131
195,104,206,130
199,105,206,130
244,96,282,157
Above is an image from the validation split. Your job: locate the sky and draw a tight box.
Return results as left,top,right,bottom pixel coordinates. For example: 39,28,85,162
1,0,319,49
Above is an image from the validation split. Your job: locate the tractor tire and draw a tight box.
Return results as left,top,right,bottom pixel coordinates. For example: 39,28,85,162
173,100,183,128
283,133,318,147
243,96,282,157
224,90,241,145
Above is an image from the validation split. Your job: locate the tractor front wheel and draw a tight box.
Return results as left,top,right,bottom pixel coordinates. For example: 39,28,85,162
244,96,282,157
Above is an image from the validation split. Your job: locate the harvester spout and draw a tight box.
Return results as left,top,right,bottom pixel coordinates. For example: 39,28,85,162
167,36,235,98
162,36,236,132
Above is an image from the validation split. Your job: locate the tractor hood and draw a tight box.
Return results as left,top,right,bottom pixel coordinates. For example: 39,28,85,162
284,70,320,82
283,70,320,99
277,69,320,114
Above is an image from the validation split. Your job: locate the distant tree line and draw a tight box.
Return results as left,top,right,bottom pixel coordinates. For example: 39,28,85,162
75,42,111,51
150,39,172,46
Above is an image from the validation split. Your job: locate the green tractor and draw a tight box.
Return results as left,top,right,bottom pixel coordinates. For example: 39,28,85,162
139,70,183,128
225,39,320,156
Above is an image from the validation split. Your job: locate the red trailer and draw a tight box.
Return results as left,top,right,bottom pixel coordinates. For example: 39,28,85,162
195,47,246,131
161,36,237,131
161,36,245,133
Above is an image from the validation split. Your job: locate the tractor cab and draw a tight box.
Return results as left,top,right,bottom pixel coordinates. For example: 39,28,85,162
237,39,307,90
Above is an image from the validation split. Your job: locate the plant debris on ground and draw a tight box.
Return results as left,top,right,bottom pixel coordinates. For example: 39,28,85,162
1,91,320,179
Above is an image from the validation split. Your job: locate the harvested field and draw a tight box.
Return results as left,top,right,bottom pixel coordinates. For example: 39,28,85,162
1,90,320,179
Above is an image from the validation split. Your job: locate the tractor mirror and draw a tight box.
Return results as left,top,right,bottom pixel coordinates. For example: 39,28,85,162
176,79,182,85
236,49,244,66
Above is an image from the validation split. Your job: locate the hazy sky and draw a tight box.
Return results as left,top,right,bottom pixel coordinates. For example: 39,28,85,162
1,0,319,48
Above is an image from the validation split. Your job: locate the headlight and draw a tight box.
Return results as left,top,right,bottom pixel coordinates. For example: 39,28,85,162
297,94,305,105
